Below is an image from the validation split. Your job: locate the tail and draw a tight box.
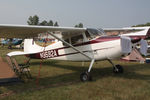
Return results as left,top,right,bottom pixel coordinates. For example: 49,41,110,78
24,39,44,53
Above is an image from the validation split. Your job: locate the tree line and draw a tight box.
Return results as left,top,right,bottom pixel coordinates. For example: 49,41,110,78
27,15,83,28
132,22,150,27
27,15,58,26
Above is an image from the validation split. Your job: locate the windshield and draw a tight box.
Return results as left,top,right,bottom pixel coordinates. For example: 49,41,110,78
85,28,105,40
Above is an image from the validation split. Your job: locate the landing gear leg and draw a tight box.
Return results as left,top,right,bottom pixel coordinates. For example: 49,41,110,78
107,59,124,73
80,59,95,82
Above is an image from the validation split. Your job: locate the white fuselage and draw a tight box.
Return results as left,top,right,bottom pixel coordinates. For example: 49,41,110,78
29,38,123,61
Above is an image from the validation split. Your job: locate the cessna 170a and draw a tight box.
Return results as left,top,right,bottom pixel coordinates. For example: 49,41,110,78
0,24,149,82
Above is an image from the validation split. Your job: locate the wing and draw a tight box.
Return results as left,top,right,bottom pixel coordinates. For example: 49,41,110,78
103,27,150,36
103,27,145,32
0,24,86,38
0,24,91,59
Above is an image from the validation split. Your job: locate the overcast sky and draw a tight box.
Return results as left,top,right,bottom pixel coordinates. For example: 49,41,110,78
0,0,150,28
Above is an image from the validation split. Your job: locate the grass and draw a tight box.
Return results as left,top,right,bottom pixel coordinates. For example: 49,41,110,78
0,45,150,100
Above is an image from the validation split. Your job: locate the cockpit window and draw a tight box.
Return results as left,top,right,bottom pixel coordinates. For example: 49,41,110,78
63,28,105,46
85,28,105,40
63,34,84,46
85,31,93,40
71,34,83,45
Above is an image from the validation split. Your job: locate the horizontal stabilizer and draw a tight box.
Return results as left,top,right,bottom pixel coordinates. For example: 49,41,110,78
7,51,36,57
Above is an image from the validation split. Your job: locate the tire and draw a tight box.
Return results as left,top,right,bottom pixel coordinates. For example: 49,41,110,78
113,64,124,73
80,72,92,82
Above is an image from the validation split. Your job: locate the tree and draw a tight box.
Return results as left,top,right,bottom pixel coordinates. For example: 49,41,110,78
27,16,33,25
27,15,59,26
39,20,48,26
132,22,150,27
78,23,83,28
75,23,83,28
47,20,53,26
27,15,39,25
54,21,59,26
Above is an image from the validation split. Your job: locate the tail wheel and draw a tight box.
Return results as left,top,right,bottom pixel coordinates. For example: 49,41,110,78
113,64,124,73
80,72,92,82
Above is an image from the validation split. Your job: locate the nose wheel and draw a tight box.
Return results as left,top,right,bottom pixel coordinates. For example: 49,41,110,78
108,59,124,73
113,64,124,73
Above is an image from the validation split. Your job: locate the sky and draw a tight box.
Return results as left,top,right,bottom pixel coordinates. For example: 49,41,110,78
0,0,150,28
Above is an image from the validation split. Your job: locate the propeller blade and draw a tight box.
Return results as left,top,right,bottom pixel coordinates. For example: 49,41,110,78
140,39,148,56
121,36,132,54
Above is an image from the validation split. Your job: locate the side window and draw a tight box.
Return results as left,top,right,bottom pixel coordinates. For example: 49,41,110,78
85,31,92,40
63,38,70,46
64,38,69,43
71,34,84,45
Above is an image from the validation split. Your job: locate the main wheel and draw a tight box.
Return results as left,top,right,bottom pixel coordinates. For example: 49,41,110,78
113,64,124,73
80,72,92,82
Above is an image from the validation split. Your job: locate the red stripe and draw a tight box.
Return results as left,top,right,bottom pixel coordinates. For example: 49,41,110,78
27,46,114,59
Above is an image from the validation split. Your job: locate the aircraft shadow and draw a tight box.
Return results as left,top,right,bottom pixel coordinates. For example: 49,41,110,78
30,60,150,83
1,60,150,95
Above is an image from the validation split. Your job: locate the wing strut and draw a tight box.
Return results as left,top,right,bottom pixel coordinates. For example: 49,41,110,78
47,31,92,60
48,31,96,82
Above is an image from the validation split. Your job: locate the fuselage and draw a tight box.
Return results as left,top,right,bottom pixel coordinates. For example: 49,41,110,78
26,36,123,61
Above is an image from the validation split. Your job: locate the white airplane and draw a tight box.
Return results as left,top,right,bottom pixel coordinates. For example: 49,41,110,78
0,24,149,82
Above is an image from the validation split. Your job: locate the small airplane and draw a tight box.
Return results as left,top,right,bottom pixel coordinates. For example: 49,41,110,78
0,38,23,49
0,24,149,82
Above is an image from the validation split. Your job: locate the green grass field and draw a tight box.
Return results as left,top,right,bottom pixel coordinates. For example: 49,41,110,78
0,46,150,100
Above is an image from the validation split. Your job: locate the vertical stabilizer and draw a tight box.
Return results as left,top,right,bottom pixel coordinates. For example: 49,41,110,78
24,39,44,53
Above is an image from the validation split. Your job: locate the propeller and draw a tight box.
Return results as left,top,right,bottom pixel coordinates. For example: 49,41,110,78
121,36,148,56
121,36,132,54
140,39,148,56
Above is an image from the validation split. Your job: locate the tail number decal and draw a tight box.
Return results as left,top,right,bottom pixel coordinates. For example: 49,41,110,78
40,50,58,59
